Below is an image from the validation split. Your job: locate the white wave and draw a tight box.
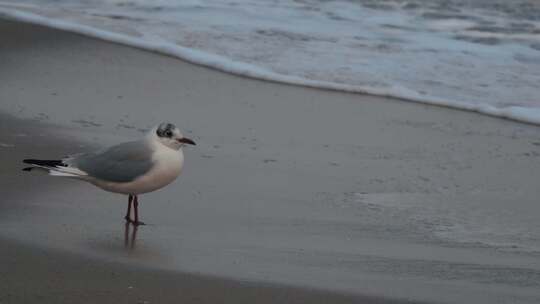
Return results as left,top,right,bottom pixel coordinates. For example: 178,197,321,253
1,2,540,125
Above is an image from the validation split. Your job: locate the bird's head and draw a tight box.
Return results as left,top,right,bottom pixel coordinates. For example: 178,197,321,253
152,122,196,150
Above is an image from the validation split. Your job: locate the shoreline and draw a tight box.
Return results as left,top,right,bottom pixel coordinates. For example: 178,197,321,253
2,18,540,303
0,6,539,126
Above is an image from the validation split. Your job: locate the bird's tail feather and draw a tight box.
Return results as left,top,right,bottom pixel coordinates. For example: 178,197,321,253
22,159,86,178
49,170,79,177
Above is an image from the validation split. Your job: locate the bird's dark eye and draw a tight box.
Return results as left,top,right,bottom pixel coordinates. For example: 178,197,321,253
156,122,176,138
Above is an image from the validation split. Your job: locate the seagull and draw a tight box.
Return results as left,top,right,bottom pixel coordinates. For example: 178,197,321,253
22,122,196,225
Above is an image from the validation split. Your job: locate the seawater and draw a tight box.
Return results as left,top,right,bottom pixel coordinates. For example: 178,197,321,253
1,0,540,123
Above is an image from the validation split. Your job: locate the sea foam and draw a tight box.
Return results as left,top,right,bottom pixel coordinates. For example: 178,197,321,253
1,1,539,125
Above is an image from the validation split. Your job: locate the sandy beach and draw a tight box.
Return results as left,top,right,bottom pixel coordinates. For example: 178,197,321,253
2,19,540,303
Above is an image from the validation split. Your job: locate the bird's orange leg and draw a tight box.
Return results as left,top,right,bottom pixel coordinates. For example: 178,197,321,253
124,194,133,222
133,195,145,226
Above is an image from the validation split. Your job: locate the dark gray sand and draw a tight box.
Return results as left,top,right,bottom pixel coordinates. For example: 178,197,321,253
0,237,398,304
2,19,540,303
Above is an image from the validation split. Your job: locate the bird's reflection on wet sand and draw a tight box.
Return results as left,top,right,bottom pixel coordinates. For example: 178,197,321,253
124,222,138,250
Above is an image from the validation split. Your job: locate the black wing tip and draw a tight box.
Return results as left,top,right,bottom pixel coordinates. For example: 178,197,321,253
22,167,33,171
22,159,65,167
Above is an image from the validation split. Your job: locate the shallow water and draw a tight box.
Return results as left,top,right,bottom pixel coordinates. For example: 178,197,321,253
4,127,540,303
1,0,540,123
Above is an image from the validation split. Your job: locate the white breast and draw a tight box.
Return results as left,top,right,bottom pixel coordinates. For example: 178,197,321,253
93,144,184,195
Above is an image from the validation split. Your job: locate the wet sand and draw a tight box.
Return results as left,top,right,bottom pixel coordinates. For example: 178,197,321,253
0,115,414,304
0,236,391,304
2,19,540,303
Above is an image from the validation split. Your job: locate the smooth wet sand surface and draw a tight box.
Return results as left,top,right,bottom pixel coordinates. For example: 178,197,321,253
2,19,540,303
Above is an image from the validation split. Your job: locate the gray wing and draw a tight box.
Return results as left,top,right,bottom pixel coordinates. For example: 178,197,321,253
71,140,154,183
